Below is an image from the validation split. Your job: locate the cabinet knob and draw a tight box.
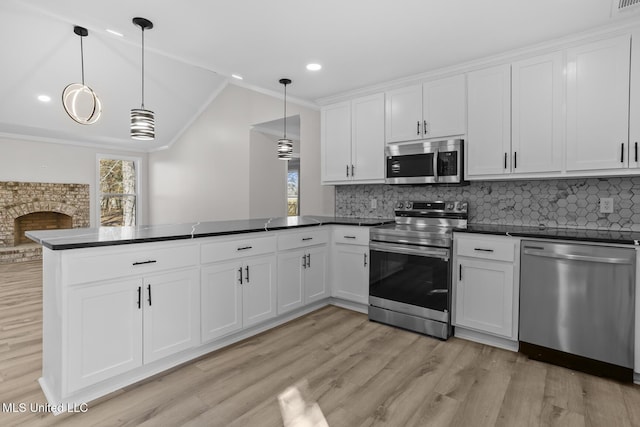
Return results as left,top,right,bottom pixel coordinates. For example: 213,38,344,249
417,121,420,136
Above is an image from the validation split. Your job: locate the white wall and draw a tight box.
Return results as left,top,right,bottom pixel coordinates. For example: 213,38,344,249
0,137,149,226
148,83,334,224
249,130,288,218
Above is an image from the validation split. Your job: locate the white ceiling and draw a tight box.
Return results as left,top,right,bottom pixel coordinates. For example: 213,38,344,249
1,0,636,150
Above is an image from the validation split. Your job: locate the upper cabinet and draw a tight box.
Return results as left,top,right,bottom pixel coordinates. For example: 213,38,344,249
466,64,511,177
566,35,631,171
385,75,466,144
321,93,385,185
511,52,564,174
632,30,640,169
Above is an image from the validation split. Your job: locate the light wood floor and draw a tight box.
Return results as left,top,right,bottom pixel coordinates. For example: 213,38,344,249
2,261,640,426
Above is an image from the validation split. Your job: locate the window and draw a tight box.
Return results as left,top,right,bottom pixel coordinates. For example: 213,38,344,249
287,157,300,216
97,156,140,226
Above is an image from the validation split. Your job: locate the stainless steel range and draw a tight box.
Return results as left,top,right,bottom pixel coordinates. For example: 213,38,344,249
369,200,468,339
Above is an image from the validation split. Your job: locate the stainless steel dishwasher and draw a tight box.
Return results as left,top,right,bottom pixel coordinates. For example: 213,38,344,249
520,240,635,380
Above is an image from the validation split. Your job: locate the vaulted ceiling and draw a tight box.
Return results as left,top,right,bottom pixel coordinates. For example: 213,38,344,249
0,0,634,151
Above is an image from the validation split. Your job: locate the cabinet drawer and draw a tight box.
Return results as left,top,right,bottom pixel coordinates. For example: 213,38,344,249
63,242,198,285
332,226,370,245
278,228,329,251
456,235,515,262
201,234,276,264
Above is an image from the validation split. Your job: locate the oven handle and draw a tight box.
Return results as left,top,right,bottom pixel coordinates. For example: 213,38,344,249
370,241,449,260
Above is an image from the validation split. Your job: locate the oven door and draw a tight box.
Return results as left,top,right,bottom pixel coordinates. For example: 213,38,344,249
369,241,451,322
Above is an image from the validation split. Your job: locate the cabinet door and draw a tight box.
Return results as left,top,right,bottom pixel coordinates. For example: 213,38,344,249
277,250,305,315
423,75,466,139
321,101,352,183
385,84,423,143
201,262,243,342
566,35,631,171
455,258,514,338
630,30,640,169
332,245,369,304
243,255,277,327
305,246,329,304
467,64,511,177
67,278,143,392
143,269,200,364
512,52,564,174
351,93,385,182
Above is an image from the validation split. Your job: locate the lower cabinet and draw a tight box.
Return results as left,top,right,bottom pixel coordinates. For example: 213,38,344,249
332,243,369,304
277,246,329,314
201,254,277,342
67,269,199,392
455,258,514,338
453,234,519,344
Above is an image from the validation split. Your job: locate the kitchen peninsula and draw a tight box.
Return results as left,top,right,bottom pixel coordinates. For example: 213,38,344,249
26,216,391,413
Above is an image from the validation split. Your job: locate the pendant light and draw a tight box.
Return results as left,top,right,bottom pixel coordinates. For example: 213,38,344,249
277,78,293,160
131,17,155,140
62,26,102,125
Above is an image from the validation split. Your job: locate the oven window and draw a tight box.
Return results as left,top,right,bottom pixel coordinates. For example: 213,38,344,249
369,249,449,312
387,153,434,178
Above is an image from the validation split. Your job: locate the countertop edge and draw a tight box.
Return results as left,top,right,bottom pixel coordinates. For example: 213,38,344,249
454,227,640,246
28,218,393,251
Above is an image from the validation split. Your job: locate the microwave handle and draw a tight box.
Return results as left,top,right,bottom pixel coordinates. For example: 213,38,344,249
433,150,439,182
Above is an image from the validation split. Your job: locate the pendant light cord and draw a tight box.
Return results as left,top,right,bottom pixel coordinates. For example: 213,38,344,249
80,35,85,86
141,26,145,109
283,82,287,138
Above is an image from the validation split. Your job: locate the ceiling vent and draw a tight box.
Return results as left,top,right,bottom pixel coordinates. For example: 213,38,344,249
612,0,640,16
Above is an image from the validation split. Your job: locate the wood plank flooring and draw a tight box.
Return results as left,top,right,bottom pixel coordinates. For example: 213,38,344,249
2,260,640,426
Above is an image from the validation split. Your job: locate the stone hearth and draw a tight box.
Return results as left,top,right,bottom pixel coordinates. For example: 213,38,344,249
0,181,90,263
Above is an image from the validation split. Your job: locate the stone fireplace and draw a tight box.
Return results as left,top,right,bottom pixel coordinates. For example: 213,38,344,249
0,181,90,263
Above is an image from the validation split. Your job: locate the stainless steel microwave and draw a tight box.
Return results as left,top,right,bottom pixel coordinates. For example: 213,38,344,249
385,139,464,184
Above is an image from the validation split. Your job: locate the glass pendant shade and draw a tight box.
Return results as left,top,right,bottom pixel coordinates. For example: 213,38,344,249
277,78,293,160
277,138,293,159
130,108,155,140
62,26,102,125
131,17,154,140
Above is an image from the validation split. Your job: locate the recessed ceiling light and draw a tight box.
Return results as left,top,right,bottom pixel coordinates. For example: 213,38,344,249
306,63,322,71
37,95,51,103
231,74,244,80
106,29,124,37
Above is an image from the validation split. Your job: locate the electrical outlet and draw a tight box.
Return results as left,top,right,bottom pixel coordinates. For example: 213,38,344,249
600,197,614,213
371,199,377,209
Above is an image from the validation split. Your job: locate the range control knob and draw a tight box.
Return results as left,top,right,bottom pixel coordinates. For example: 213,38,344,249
396,201,404,209
446,203,454,210
405,201,412,209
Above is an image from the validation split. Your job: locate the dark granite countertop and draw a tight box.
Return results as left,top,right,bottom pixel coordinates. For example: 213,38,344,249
456,223,640,246
26,216,393,251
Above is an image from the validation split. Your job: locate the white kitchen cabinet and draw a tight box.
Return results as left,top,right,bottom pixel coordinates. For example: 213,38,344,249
321,93,385,184
566,35,631,171
67,278,143,392
466,64,511,177
630,30,640,169
511,52,564,174
277,229,329,314
277,245,328,314
453,234,519,345
423,75,466,139
332,226,370,305
321,101,351,182
385,84,423,143
385,75,466,144
67,268,199,392
143,270,200,364
201,254,277,342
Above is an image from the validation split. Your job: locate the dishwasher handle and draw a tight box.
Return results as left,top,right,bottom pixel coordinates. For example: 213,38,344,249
522,247,634,265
